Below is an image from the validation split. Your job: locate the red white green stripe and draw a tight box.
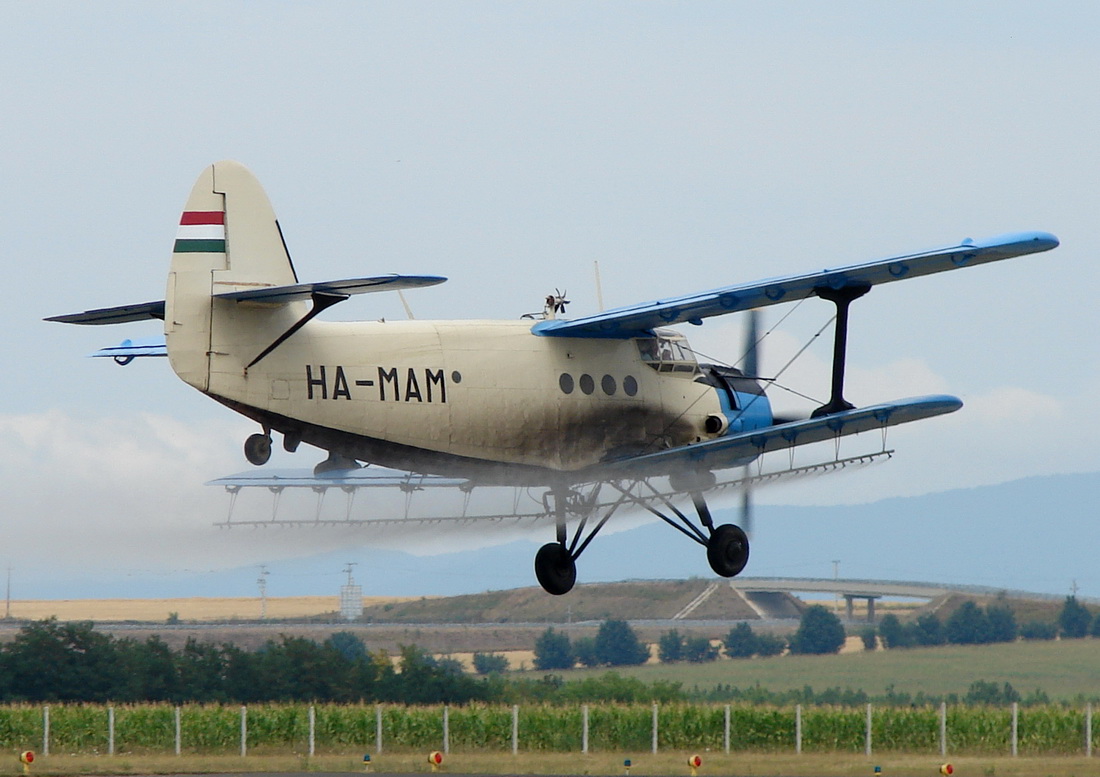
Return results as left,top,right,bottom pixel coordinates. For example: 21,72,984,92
174,211,225,253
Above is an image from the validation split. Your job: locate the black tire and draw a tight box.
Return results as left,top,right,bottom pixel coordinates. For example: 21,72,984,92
244,433,272,466
534,542,577,595
707,524,750,577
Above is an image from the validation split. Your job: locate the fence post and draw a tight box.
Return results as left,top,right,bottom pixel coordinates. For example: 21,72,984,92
240,705,247,757
108,706,115,756
651,703,658,754
939,702,947,757
174,706,181,756
795,704,802,755
1011,702,1018,757
512,704,519,755
864,703,872,757
376,704,383,753
42,705,49,757
1088,703,1093,758
724,704,730,754
309,705,316,758
582,704,589,754
443,705,449,755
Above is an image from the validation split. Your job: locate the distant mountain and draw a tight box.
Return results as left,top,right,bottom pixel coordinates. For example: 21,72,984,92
20,471,1099,600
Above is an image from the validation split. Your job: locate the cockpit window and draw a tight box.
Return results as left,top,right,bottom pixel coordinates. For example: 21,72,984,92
636,332,698,373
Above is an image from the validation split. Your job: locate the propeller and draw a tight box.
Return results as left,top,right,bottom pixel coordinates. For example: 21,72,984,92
546,288,570,316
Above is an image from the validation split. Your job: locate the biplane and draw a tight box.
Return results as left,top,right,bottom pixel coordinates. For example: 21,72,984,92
48,160,1058,594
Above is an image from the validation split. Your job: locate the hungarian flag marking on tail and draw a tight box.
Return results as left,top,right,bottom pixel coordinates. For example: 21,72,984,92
174,211,225,253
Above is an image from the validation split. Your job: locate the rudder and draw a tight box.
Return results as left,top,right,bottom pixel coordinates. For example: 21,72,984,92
166,160,303,392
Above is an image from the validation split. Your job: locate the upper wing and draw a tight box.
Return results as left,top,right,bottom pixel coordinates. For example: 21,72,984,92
46,274,446,325
596,395,962,477
533,231,1059,339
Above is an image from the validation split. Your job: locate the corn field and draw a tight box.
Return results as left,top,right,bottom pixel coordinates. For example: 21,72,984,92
0,703,1093,757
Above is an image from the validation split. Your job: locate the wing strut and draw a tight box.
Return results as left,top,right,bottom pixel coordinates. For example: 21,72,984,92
812,283,871,417
245,291,348,370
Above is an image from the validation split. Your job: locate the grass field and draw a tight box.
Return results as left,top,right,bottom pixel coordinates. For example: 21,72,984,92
552,639,1100,701
2,596,415,623
3,752,1099,776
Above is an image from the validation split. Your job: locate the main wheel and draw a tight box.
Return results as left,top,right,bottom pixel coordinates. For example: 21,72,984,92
707,524,750,577
244,433,272,466
534,542,577,595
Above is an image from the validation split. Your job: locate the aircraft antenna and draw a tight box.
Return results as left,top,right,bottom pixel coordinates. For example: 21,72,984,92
594,261,605,312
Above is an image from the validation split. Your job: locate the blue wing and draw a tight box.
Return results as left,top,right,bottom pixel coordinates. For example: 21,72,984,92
596,395,962,477
533,231,1058,339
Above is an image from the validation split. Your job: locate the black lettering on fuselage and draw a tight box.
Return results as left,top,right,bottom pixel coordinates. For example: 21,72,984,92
306,365,327,400
426,368,446,403
332,366,351,400
378,366,400,401
306,365,447,403
405,368,423,402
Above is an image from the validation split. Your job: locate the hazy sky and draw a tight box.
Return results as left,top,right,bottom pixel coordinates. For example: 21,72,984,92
3,2,1098,596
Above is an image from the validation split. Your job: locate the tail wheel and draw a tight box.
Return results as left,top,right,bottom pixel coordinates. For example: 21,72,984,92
707,524,750,577
535,543,577,596
244,433,272,466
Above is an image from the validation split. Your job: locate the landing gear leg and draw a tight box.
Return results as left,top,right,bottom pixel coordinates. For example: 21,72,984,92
244,430,272,466
535,488,577,595
693,490,750,578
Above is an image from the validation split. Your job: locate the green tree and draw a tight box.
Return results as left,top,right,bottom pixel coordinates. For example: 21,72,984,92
682,636,718,663
1058,596,1092,638
3,619,124,702
859,626,877,651
754,632,786,656
912,613,946,646
572,636,599,667
657,630,684,663
471,652,508,675
723,623,759,658
877,614,909,649
532,628,575,670
986,605,1018,643
1091,613,1100,638
1020,620,1057,640
594,620,649,666
789,605,845,655
946,601,992,645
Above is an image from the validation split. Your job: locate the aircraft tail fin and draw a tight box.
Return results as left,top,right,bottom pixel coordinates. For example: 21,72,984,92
166,160,304,391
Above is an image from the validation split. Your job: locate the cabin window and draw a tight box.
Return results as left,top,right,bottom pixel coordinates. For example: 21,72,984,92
636,333,698,373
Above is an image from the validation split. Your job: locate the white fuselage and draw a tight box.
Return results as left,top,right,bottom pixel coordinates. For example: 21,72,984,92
203,319,723,482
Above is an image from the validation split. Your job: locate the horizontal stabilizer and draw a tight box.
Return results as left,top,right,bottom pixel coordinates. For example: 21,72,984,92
91,337,167,360
213,273,446,304
534,231,1058,338
602,395,962,476
46,274,445,325
46,300,165,326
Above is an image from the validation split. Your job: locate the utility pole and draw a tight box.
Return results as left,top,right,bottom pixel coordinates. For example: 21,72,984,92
257,565,269,620
4,567,10,620
832,560,841,614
